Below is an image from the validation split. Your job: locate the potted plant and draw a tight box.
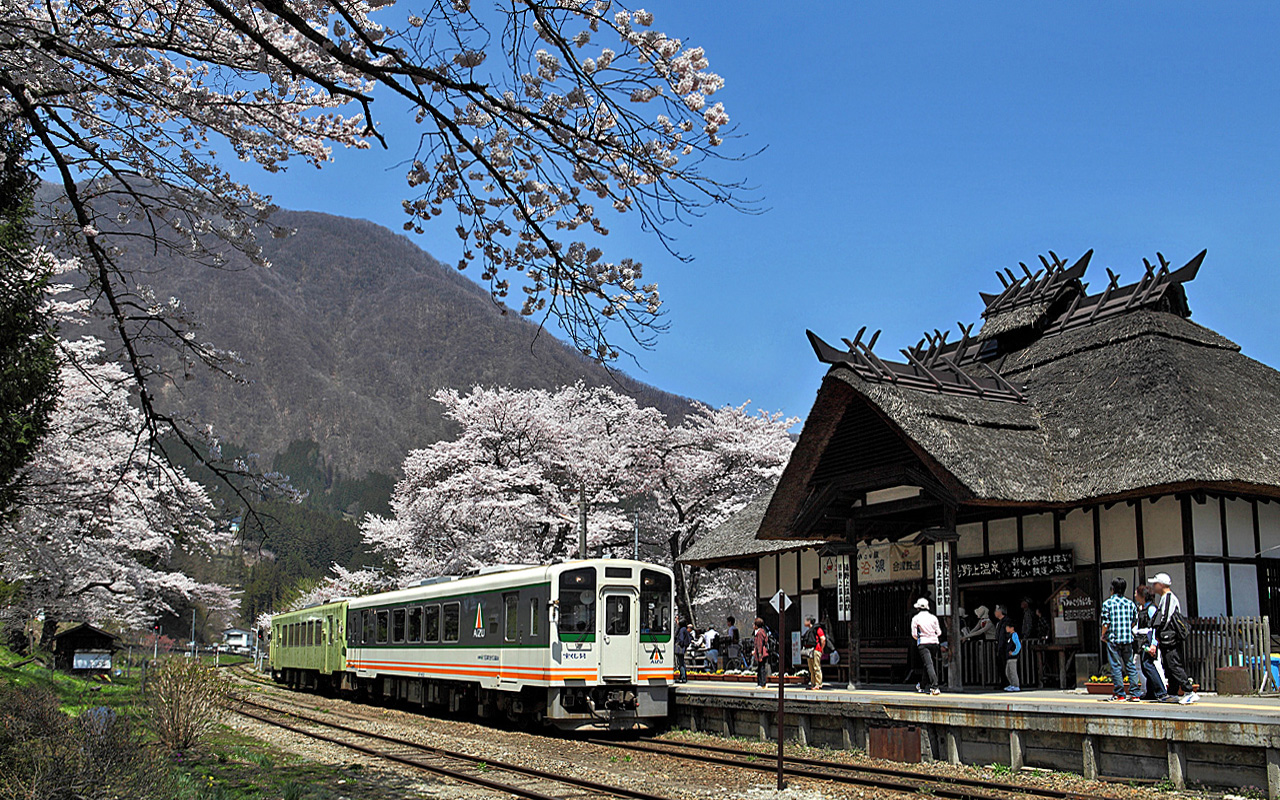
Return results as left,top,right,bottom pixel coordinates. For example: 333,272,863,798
1084,675,1124,694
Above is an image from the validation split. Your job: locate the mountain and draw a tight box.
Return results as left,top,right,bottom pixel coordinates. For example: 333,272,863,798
104,209,693,477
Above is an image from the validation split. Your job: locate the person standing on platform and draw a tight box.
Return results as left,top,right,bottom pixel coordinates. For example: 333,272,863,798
993,605,1010,687
1135,584,1168,701
674,620,693,683
911,598,943,696
752,617,771,687
1100,576,1141,701
801,616,826,689
699,625,720,671
1150,573,1198,704
1003,618,1022,691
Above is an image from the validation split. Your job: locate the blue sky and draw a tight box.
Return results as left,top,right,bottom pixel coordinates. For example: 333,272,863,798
236,3,1280,421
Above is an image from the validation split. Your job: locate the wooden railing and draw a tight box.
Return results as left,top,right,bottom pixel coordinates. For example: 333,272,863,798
948,638,1043,688
1184,615,1272,693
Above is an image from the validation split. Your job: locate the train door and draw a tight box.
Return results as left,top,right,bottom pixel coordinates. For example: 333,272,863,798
500,592,520,685
600,589,638,680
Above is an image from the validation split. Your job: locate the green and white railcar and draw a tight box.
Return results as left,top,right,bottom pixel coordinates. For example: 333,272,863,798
269,559,674,729
269,599,348,689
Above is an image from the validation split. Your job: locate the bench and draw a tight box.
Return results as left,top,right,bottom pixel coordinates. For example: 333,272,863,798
856,646,911,684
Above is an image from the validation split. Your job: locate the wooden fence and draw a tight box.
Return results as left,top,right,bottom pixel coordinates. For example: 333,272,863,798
1184,615,1273,693
949,637,1043,688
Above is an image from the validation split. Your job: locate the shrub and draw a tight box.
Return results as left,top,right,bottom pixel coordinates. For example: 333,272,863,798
0,684,173,800
146,657,233,752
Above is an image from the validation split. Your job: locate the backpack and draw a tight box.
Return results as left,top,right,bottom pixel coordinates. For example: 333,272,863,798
1156,595,1190,645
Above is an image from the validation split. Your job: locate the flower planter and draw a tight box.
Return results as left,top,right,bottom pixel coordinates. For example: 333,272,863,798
1085,681,1115,695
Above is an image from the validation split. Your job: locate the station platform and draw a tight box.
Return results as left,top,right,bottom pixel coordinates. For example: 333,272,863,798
671,681,1280,796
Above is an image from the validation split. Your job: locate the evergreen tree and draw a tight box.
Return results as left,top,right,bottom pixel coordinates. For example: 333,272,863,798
0,119,58,511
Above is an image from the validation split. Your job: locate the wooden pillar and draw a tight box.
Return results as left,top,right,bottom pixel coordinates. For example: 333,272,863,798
1167,740,1187,790
945,506,962,691
1082,735,1098,780
846,520,861,689
1009,729,1025,771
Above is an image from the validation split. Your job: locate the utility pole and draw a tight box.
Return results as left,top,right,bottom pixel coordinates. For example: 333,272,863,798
634,508,640,560
190,608,197,658
578,483,588,560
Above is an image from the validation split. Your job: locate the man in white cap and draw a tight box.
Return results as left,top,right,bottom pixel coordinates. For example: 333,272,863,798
911,598,942,695
1149,572,1198,704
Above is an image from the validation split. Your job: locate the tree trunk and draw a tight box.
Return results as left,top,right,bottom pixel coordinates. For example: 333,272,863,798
39,616,57,651
668,535,695,625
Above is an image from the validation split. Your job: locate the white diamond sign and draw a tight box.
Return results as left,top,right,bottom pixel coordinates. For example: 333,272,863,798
770,590,793,614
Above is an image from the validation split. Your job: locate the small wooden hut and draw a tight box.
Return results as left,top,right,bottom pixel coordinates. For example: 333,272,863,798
51,623,120,673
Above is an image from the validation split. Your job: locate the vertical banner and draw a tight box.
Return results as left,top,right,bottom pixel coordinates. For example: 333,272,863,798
934,543,952,616
836,555,851,622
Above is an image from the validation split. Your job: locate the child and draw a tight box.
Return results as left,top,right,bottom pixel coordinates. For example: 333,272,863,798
1003,618,1022,692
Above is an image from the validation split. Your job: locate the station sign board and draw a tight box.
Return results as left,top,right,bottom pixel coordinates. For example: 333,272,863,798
956,549,1074,582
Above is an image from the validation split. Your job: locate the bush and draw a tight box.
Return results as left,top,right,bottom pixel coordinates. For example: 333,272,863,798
0,684,173,799
146,657,232,752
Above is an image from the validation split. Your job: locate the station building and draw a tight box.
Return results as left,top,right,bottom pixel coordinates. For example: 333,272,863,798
682,250,1280,686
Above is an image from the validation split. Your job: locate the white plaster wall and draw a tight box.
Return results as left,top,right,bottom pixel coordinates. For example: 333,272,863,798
1226,498,1256,558
988,517,1018,555
956,522,984,558
1231,564,1261,616
1102,567,1139,604
1099,502,1138,562
1195,563,1227,617
1143,495,1183,560
800,548,820,593
1061,508,1095,565
780,551,799,596
1144,562,1187,606
1192,497,1222,556
1259,501,1280,559
759,554,777,599
1023,513,1054,551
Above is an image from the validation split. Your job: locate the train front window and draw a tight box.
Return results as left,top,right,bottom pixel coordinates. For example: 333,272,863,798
640,569,672,637
442,602,460,642
605,595,630,636
407,607,422,643
558,567,596,639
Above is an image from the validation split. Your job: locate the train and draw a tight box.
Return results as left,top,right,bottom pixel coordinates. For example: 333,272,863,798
268,559,674,729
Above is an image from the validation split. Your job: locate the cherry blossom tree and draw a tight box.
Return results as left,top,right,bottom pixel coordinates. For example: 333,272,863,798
652,402,797,622
362,382,665,578
1,0,747,492
1,265,234,640
361,384,794,623
253,564,393,633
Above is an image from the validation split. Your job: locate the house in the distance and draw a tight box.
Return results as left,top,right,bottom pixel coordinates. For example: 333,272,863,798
222,627,253,653
683,250,1280,689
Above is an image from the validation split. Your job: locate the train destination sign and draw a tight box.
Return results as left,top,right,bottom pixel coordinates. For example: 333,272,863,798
956,550,1074,582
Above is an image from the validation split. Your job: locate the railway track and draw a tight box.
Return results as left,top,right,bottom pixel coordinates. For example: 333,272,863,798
233,697,672,800
586,737,1118,800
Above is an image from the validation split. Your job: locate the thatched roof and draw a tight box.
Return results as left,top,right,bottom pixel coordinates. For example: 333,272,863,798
679,492,825,566
757,250,1280,541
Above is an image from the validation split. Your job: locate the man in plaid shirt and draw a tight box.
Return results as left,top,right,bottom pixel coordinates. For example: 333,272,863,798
1100,576,1141,701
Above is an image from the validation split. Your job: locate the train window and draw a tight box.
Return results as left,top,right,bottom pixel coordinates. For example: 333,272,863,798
558,567,596,639
363,610,375,644
605,595,630,636
305,621,312,647
424,605,440,642
375,610,389,644
442,602,460,642
392,608,406,643
504,594,519,642
605,567,632,579
348,610,361,644
407,607,422,643
640,569,672,636
529,597,541,638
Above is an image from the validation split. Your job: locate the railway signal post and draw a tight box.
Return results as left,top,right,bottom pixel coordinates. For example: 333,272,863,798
770,589,792,789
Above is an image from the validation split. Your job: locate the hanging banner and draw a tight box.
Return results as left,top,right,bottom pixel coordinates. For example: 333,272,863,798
934,543,952,616
956,550,1074,582
889,544,923,581
857,544,891,584
836,555,851,622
